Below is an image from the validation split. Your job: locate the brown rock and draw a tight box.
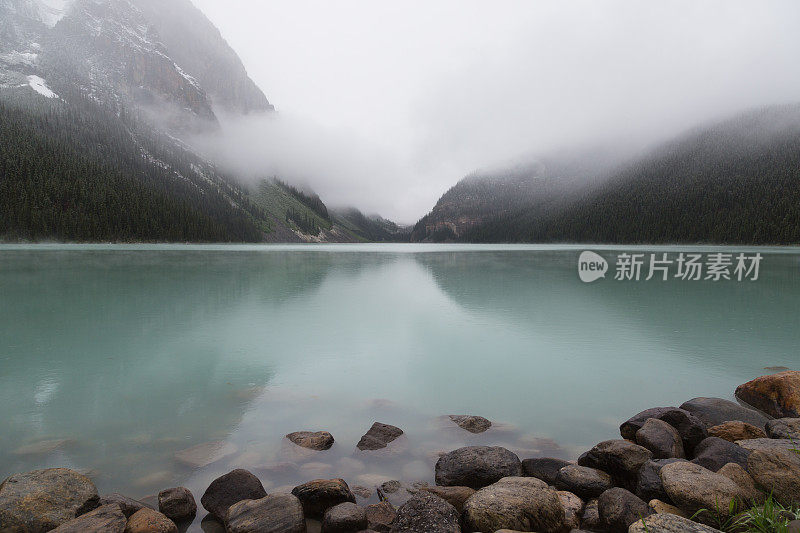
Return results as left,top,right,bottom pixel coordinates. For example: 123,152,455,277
735,371,800,418
200,469,267,520
578,440,653,484
747,448,800,506
717,463,764,505
99,493,153,518
558,490,584,531
462,477,564,533
635,418,685,459
356,423,403,451
597,487,654,533
448,415,491,434
708,421,767,442
365,501,396,532
124,508,177,533
291,479,356,519
224,494,305,533
659,462,751,523
648,499,687,517
418,486,474,512
630,513,725,533
157,487,196,523
50,504,126,532
322,502,368,533
286,431,335,451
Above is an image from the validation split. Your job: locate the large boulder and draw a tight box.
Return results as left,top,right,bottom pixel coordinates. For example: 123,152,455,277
746,447,800,506
629,513,725,533
558,490,584,531
707,421,766,442
50,504,126,533
321,502,368,533
286,431,335,451
435,446,522,489
124,508,178,533
418,486,475,512
224,494,305,533
635,418,684,459
717,463,764,505
389,491,461,533
461,477,564,533
200,469,267,520
634,458,686,503
357,423,404,451
659,461,753,522
554,465,613,499
597,488,654,533
766,418,800,440
291,478,356,518
521,457,571,484
99,494,152,518
448,415,492,434
735,370,800,418
690,437,751,472
619,407,707,454
0,468,100,533
578,440,653,485
680,397,769,429
157,487,196,523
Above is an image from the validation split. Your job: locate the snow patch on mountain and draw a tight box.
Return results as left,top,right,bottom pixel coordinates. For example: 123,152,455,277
37,0,72,27
27,75,58,98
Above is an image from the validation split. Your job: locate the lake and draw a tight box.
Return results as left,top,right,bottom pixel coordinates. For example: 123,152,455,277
0,244,797,528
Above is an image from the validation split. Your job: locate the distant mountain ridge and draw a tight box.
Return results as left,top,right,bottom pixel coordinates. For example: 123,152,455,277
413,104,800,245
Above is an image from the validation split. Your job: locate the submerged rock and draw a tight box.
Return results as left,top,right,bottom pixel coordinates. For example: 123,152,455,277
680,397,768,429
635,418,684,459
291,478,356,519
0,468,100,533
124,507,177,533
448,415,492,434
12,439,72,457
690,437,751,472
356,423,404,451
200,469,267,520
390,491,461,533
554,464,613,499
321,502,368,533
50,504,126,533
619,407,707,454
435,446,521,489
224,494,305,533
597,487,654,533
174,441,238,468
766,418,800,439
286,431,335,451
736,370,800,418
158,487,196,523
708,421,767,442
461,477,564,533
521,457,571,485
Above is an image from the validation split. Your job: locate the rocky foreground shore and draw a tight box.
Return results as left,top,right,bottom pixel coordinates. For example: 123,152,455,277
1,371,799,533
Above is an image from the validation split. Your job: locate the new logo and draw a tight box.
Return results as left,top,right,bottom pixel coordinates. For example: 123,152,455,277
578,251,608,283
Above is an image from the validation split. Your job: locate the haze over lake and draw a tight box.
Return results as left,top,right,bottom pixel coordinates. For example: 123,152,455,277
1,244,797,521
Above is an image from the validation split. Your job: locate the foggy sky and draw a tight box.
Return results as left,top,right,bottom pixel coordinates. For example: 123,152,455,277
192,0,800,223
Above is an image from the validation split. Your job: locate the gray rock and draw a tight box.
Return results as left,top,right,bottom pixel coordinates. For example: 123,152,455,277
680,397,769,429
158,487,196,523
322,502,368,533
635,418,684,459
619,407,708,455
286,431,335,451
390,491,461,533
435,446,522,489
558,490,585,531
747,448,800,506
99,493,153,518
690,437,751,472
377,480,415,508
0,468,100,533
418,486,475,512
597,488,654,533
766,418,800,440
357,423,404,451
634,458,687,503
462,477,564,533
224,494,305,533
200,469,267,520
737,438,797,453
291,478,357,519
448,415,491,434
581,499,601,531
717,463,764,505
555,464,613,499
365,501,396,532
578,440,653,485
659,461,752,523
521,457,571,484
629,513,725,533
50,504,126,533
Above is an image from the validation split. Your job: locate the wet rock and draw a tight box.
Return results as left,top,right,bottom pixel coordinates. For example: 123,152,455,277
581,499,600,531
690,437,751,472
158,487,196,523
634,458,687,502
224,494,305,533
462,477,564,533
365,501,396,532
174,441,238,468
736,370,800,418
0,468,100,533
322,502,368,533
766,418,800,440
300,462,334,479
200,469,267,520
659,462,751,522
578,440,653,485
291,479,357,519
558,490,584,531
351,485,372,499
737,438,797,453
717,463,764,504
708,421,767,442
448,415,491,434
521,457,571,484
597,487,654,533
680,397,769,429
390,491,460,533
629,513,725,533
554,464,613,499
434,446,521,489
124,508,178,533
356,423,404,451
418,486,474,512
377,481,415,508
635,418,684,459
747,448,800,506
648,499,687,517
99,493,153,518
12,439,72,456
286,431,335,451
619,407,707,454
50,504,126,533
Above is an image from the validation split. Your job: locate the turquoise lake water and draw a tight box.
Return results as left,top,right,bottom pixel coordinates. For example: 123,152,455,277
0,244,797,528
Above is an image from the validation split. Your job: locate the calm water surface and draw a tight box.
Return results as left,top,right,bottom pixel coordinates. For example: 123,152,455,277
1,244,798,528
